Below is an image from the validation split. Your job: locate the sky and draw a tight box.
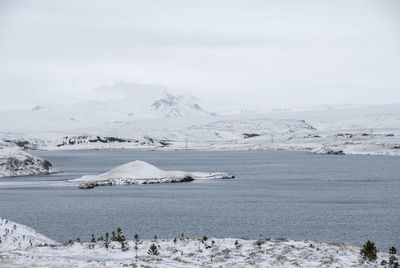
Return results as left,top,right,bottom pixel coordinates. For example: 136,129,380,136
0,0,399,110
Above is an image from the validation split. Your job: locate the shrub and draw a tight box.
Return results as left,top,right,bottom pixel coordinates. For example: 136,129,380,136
110,228,127,251
255,239,264,250
235,240,241,249
389,246,399,268
148,243,159,256
134,234,139,260
360,240,378,263
105,232,109,249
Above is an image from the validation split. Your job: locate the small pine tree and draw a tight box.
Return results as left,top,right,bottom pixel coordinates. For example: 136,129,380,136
76,237,80,243
105,232,109,249
360,240,378,263
91,234,96,243
389,246,399,268
148,243,159,256
210,240,215,261
121,241,128,251
134,234,139,260
115,228,127,251
235,240,241,249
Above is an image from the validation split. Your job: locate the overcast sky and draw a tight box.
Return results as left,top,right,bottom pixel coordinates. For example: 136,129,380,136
0,0,399,110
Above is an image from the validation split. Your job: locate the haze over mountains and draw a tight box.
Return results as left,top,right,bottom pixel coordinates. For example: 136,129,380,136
0,82,213,132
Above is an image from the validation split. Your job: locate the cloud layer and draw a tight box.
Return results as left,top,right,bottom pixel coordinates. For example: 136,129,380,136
0,0,399,109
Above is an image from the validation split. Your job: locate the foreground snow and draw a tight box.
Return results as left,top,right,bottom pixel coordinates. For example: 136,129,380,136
0,144,59,178
70,160,234,189
0,218,57,251
0,218,394,268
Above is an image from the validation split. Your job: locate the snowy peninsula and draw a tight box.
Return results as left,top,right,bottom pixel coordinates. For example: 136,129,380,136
70,160,234,189
0,144,59,178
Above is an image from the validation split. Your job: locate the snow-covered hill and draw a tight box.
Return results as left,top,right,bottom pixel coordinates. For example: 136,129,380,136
0,142,60,178
0,218,57,251
0,218,395,267
0,87,211,133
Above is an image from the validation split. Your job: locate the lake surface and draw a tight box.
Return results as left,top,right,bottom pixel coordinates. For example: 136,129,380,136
0,150,399,250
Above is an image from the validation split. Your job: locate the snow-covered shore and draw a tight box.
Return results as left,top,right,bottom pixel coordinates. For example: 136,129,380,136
0,218,57,251
69,160,234,189
0,144,60,178
1,103,400,156
0,218,395,268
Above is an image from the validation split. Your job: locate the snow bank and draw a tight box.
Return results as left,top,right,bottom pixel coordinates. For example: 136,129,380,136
0,146,60,178
0,218,395,267
70,160,234,189
0,218,57,251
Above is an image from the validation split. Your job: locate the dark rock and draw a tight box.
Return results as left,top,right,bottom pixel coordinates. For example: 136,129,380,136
243,133,261,139
326,149,344,155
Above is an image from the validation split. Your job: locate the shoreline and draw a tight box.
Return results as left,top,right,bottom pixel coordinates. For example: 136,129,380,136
0,218,396,268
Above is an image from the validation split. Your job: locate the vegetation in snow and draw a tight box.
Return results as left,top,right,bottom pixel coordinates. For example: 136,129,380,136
1,219,398,267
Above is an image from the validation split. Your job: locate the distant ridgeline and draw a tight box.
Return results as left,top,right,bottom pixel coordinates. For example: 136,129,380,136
56,135,171,148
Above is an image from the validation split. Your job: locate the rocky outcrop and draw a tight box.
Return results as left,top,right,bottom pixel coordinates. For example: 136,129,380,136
0,149,60,178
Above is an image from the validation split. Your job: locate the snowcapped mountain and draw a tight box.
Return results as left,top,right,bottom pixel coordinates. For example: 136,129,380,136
0,84,213,133
151,93,211,118
68,92,210,121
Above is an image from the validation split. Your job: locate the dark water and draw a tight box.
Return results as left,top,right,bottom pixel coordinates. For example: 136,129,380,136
0,150,399,250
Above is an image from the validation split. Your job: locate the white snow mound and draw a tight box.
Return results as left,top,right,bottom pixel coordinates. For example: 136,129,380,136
70,160,234,189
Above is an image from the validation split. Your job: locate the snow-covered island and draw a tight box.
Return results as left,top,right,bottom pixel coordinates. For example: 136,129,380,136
0,144,59,178
70,160,234,189
0,218,396,267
